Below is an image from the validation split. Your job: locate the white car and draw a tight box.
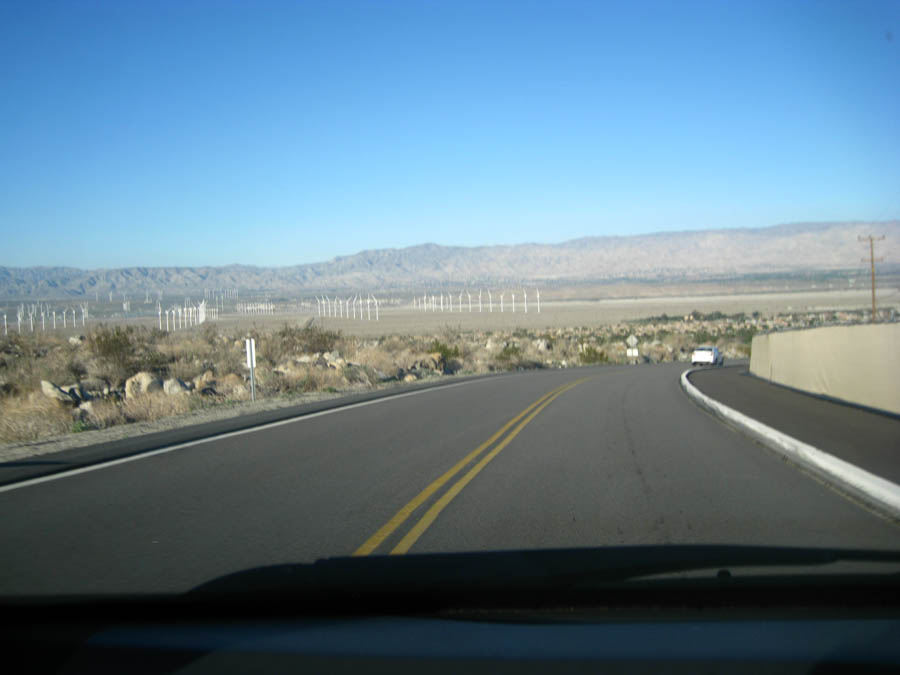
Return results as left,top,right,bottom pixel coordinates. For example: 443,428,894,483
691,346,723,366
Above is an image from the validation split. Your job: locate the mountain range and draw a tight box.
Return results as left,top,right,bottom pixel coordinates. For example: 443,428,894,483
1,221,897,299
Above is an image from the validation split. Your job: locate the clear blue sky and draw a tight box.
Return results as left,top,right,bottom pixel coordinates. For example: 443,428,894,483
1,0,898,268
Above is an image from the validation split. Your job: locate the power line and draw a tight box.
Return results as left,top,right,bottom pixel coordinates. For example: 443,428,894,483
859,234,885,322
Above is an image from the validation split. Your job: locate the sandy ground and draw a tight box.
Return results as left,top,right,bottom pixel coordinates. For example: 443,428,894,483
219,288,896,337
5,288,895,338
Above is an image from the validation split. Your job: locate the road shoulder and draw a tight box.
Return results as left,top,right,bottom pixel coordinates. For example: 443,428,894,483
682,366,900,523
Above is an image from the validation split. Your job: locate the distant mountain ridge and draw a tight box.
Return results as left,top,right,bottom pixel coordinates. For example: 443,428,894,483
1,221,897,299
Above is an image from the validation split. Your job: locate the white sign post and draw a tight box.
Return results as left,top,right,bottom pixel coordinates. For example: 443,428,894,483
626,335,639,361
245,338,257,401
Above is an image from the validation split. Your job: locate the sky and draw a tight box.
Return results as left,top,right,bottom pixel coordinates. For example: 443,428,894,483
1,0,898,269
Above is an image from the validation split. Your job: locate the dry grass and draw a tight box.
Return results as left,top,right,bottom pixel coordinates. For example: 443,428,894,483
119,393,195,424
0,394,73,442
0,309,778,446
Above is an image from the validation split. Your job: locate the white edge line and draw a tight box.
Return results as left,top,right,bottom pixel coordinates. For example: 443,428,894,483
680,369,900,521
0,378,482,494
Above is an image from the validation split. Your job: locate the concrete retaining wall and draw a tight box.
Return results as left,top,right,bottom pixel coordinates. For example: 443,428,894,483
749,323,900,415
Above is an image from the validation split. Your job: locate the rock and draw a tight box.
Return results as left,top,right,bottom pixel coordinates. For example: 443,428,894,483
532,339,551,352
411,353,441,373
60,383,86,401
40,380,79,404
124,372,163,399
79,377,110,397
402,373,418,383
68,335,85,346
193,370,216,389
163,378,192,395
216,373,248,398
297,355,313,364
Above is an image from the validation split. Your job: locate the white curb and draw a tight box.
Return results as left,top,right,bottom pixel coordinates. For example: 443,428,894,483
681,369,900,523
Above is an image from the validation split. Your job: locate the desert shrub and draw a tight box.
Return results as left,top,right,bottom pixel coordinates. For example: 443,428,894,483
120,393,193,423
0,333,77,394
87,325,168,384
264,320,342,365
87,325,139,384
691,330,716,345
496,344,521,363
429,340,460,361
494,344,539,370
199,323,218,346
0,395,72,442
81,399,126,429
355,344,400,374
580,346,608,364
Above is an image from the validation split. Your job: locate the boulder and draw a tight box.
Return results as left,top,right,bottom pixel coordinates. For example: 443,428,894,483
193,370,216,389
124,372,163,399
60,383,90,401
79,377,110,397
532,339,551,352
296,355,313,364
402,373,418,383
40,380,79,405
163,378,192,395
68,335,85,346
325,359,344,371
217,373,249,398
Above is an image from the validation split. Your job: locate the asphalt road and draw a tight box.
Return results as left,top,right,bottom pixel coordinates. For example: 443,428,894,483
0,363,897,596
689,364,900,484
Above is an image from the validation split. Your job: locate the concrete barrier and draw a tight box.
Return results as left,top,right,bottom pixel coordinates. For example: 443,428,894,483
750,323,900,415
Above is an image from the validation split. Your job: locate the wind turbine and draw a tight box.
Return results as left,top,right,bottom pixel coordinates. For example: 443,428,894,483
488,290,493,312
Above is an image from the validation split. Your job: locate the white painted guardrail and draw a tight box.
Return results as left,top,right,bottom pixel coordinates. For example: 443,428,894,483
680,368,900,522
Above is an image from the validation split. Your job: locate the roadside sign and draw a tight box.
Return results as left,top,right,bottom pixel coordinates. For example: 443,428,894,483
626,347,640,358
245,338,256,368
245,338,257,401
626,334,638,348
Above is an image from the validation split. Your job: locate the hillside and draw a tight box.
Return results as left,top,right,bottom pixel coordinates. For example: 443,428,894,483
1,221,897,299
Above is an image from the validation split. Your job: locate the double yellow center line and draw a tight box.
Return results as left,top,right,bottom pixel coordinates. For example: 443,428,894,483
353,376,591,556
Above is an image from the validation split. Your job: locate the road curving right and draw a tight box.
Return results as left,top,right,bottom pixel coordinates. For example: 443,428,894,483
681,368,900,524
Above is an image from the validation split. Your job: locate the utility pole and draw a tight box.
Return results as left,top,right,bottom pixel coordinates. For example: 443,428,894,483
859,235,885,322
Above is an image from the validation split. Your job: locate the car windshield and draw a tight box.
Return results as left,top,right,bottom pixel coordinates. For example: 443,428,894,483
0,0,898,599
